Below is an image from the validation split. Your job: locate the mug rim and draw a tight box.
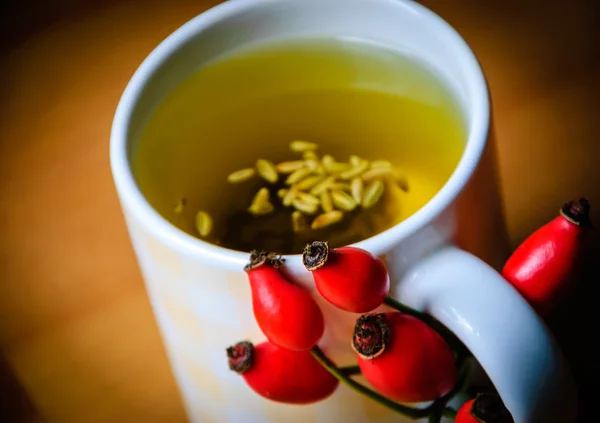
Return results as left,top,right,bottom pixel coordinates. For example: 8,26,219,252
110,0,490,273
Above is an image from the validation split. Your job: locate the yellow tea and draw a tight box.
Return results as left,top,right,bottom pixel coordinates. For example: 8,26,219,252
133,37,466,254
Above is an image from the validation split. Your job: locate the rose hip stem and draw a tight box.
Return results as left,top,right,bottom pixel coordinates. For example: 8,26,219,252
502,198,592,316
310,346,460,420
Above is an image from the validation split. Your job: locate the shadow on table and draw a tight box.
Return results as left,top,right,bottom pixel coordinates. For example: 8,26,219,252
0,354,40,423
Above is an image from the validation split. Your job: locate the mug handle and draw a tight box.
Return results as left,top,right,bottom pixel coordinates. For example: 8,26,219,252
392,246,577,423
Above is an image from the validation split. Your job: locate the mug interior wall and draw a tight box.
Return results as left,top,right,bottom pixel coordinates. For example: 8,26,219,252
128,0,476,152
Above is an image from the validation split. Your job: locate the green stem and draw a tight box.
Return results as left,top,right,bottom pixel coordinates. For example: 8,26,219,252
428,405,443,423
339,365,361,376
442,408,457,419
311,346,428,419
383,296,467,355
426,355,471,422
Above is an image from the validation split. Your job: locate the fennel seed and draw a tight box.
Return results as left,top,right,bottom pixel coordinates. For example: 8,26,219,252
227,168,255,184
330,182,350,192
296,192,321,206
304,159,320,171
295,175,325,191
248,202,274,216
396,174,410,192
310,176,336,196
362,180,385,208
311,210,344,230
195,211,213,237
349,155,363,167
351,177,363,204
292,198,318,215
320,191,334,213
370,160,393,169
303,151,319,161
282,186,299,207
174,197,187,214
339,160,369,180
248,188,274,216
290,140,318,152
256,159,278,184
286,167,313,185
331,190,357,211
362,167,396,181
276,160,305,174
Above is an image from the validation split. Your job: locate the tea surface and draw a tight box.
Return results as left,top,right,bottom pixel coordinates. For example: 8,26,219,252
133,38,466,253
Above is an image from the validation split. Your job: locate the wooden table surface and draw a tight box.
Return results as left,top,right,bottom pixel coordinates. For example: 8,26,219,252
1,1,599,422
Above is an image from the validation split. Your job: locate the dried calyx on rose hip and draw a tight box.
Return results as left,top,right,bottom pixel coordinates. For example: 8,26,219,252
226,340,339,404
245,249,324,351
502,198,592,316
302,241,390,313
456,393,514,423
351,312,457,403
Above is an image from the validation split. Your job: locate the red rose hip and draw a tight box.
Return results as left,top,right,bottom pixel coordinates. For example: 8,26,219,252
226,340,339,404
456,394,514,423
302,241,390,313
245,250,324,351
352,312,457,403
502,198,592,315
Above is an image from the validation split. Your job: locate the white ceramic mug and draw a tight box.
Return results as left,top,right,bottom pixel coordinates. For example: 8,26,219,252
110,1,577,422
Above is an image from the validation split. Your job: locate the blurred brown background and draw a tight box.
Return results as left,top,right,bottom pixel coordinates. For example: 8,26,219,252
1,0,599,422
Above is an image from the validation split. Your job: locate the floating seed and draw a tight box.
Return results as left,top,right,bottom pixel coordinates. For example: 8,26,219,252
310,176,336,196
370,160,393,169
303,151,318,161
256,159,279,184
248,187,274,215
340,160,369,180
290,140,318,153
276,160,305,174
174,197,187,214
362,180,385,208
248,201,274,216
321,154,334,168
396,173,410,192
252,187,270,204
227,168,255,184
330,182,351,192
329,162,352,174
292,211,308,232
304,159,319,171
362,167,396,181
311,210,344,230
296,175,325,191
320,191,334,213
296,192,321,206
286,167,313,185
321,154,350,173
195,211,213,237
351,177,364,204
292,198,318,215
331,190,357,211
349,155,363,167
282,186,299,207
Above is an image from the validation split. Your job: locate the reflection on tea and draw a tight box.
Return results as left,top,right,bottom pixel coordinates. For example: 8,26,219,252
133,38,466,254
